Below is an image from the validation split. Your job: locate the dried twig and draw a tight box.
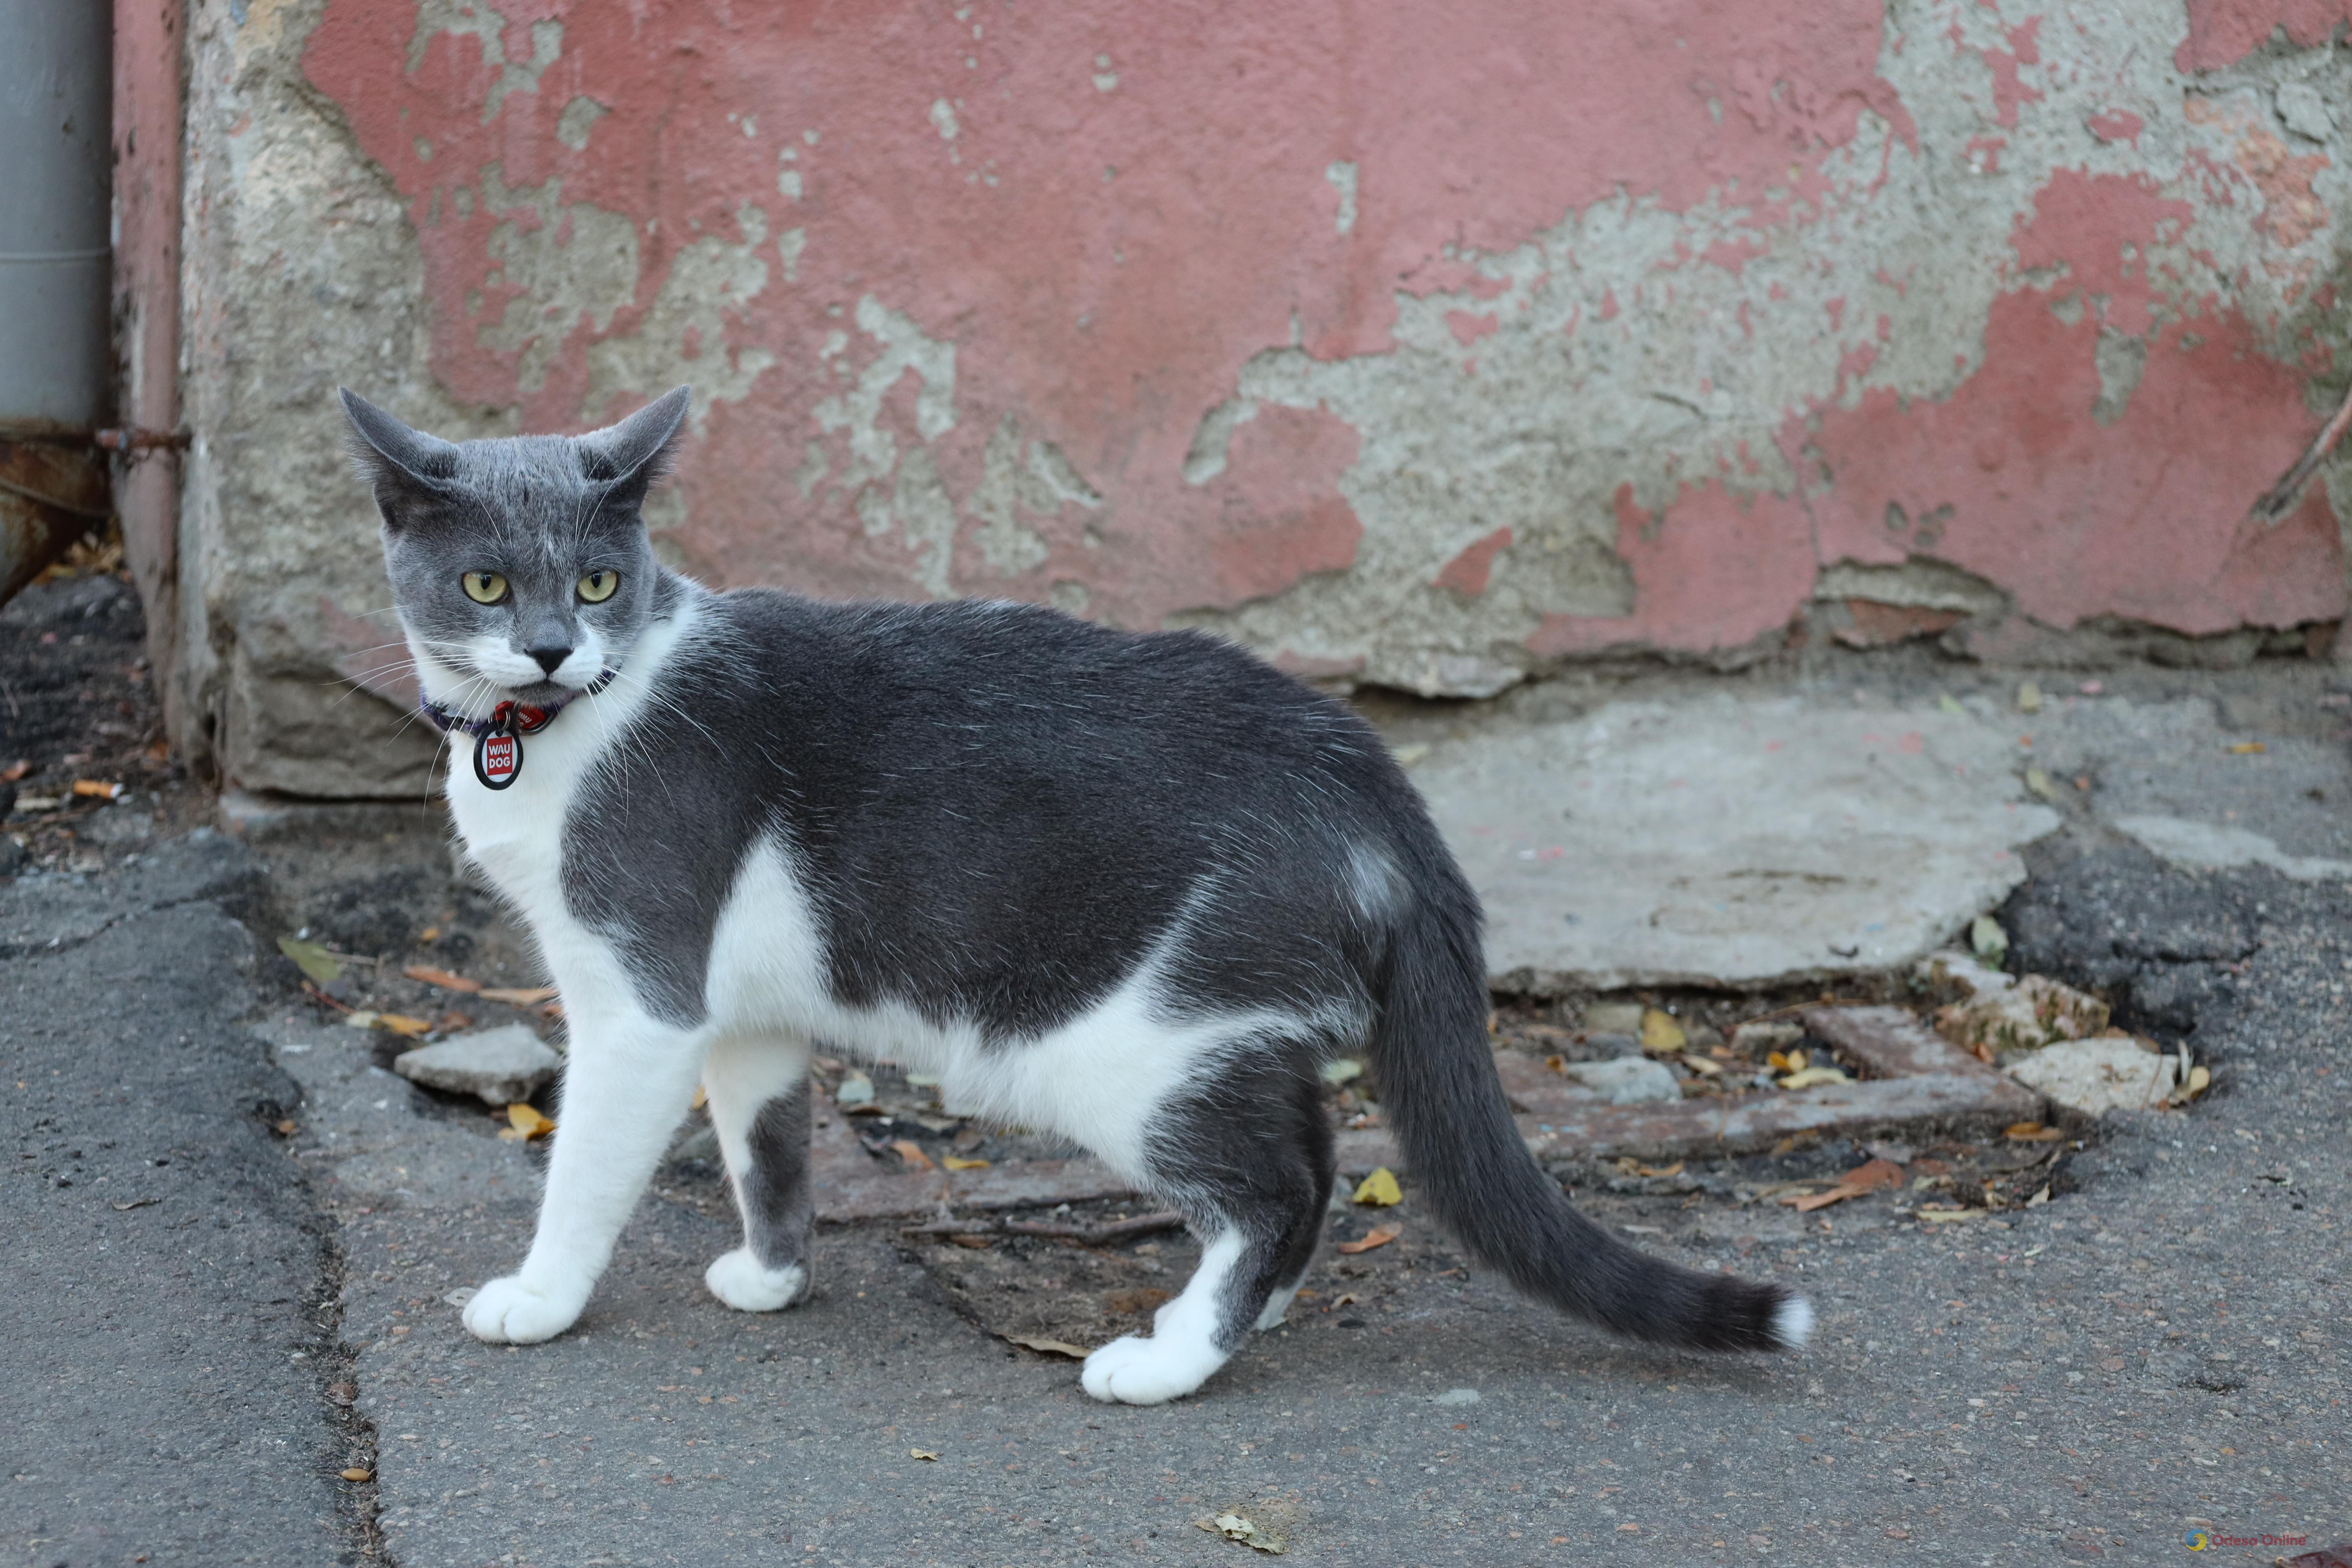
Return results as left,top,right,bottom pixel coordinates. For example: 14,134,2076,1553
900,1210,1185,1246
2252,378,2352,523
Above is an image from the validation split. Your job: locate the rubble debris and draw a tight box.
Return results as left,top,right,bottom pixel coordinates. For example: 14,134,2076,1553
1559,1056,1681,1105
2005,1034,2177,1115
392,1023,562,1106
1921,950,2108,1057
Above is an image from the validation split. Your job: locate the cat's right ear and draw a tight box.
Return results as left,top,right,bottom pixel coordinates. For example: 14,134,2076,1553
338,388,461,524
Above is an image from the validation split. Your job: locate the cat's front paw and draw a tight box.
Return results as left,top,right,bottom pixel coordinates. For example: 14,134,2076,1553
1079,1333,1225,1405
704,1248,810,1312
461,1275,584,1344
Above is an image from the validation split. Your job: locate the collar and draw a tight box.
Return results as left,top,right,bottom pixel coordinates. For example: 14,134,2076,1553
418,668,618,739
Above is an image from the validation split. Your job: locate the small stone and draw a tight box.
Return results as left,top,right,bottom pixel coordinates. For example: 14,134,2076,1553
2006,1035,2175,1116
1560,1057,1682,1105
392,1024,562,1106
1584,1001,1646,1036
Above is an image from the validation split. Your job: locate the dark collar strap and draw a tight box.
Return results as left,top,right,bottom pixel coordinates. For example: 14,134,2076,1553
420,669,618,738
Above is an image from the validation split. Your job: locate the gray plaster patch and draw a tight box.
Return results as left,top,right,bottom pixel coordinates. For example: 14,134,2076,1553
1408,693,2060,990
2110,814,2352,881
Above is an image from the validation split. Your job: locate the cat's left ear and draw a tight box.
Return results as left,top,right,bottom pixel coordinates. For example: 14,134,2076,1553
579,386,692,500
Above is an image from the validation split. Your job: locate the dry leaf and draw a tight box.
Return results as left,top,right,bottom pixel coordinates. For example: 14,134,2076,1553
433,1010,472,1034
1003,1333,1090,1358
1790,1156,1905,1211
340,1468,371,1483
941,1155,990,1171
1201,1512,1287,1554
1766,1047,1807,1073
1778,1065,1851,1090
273,1118,299,1136
1352,1167,1402,1206
71,779,122,799
1916,1207,1983,1223
2024,766,2058,801
2025,1185,2051,1208
1639,1009,1687,1054
2016,680,2043,714
909,1448,938,1461
377,1014,433,1038
277,936,343,985
889,1138,936,1172
1635,1161,1684,1179
503,1102,555,1140
1679,1055,1723,1076
1336,1223,1401,1255
2004,1122,2065,1141
0,761,26,783
418,925,441,943
2227,741,2266,754
480,986,558,1006
111,1197,159,1211
404,964,482,993
948,1233,993,1249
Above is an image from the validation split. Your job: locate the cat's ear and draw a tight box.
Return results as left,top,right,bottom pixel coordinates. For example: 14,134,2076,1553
338,389,461,522
578,385,691,497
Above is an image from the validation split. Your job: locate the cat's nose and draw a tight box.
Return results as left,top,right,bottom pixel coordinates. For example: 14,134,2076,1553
526,645,572,677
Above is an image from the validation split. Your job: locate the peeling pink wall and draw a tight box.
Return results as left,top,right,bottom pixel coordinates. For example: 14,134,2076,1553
275,0,2347,704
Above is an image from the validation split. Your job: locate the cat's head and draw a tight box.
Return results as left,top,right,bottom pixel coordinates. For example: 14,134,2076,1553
340,387,691,711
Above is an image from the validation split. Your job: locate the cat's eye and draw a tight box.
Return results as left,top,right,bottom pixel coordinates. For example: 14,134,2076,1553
576,569,620,604
461,571,509,605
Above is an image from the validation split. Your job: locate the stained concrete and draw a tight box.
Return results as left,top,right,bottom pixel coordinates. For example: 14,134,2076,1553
1409,691,2062,991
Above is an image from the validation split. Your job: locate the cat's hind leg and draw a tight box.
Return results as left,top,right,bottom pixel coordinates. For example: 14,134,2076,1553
700,1032,817,1312
464,1008,705,1344
1081,1065,1331,1406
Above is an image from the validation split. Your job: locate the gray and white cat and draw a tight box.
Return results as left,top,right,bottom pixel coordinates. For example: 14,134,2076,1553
342,385,1810,1405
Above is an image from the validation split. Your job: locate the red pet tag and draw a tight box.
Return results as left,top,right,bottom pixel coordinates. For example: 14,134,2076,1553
475,730,520,789
471,701,548,791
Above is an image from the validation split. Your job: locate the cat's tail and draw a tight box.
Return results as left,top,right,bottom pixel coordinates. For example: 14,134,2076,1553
1363,882,1811,1354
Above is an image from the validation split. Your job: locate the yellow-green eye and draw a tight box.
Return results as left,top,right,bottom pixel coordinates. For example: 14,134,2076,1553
461,571,509,605
576,569,619,604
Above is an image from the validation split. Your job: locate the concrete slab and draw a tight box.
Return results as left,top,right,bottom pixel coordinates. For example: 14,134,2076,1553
1405,694,2061,991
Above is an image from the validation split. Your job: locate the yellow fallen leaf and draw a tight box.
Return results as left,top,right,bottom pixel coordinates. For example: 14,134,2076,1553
343,1010,380,1030
1352,1167,1402,1206
2227,741,2266,754
1639,1009,1687,1054
1767,1047,1807,1073
889,1138,936,1172
418,925,440,942
1916,1207,1983,1223
504,1102,555,1140
2184,1064,2210,1098
340,1467,371,1482
1336,1223,1401,1255
1778,1065,1850,1090
2024,766,2058,801
277,936,343,985
1635,1161,1684,1178
2004,1122,2064,1141
1679,1055,1723,1076
909,1448,938,1461
403,964,481,993
377,1014,433,1038
479,986,559,1006
1003,1333,1090,1358
941,1155,990,1170
2016,680,2043,714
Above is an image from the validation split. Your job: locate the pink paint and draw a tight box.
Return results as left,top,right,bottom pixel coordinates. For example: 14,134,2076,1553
1529,483,1815,656
302,0,1915,625
1966,134,2006,173
2177,0,2352,70
1798,174,2343,635
1446,310,1500,347
1434,527,1514,597
2086,107,2144,145
1981,18,2042,129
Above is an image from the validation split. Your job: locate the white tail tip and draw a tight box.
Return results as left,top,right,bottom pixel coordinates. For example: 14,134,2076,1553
1773,1295,1815,1350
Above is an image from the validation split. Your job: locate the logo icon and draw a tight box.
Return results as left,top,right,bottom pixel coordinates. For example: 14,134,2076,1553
2185,1528,2211,1551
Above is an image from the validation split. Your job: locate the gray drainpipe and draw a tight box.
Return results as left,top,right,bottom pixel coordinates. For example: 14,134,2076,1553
0,4,115,604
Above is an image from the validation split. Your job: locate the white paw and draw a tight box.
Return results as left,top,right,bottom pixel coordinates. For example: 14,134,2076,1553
461,1275,584,1344
1079,1332,1225,1405
704,1248,810,1312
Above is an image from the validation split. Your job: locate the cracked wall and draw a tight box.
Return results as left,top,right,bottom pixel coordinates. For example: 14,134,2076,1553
180,0,2352,793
